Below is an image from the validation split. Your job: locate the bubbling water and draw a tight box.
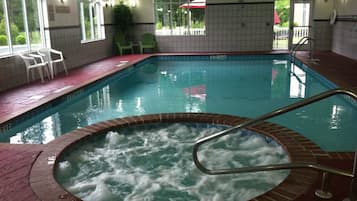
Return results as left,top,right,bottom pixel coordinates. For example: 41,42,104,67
56,123,290,201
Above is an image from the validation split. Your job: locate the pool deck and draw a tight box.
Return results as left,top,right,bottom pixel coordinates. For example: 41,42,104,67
0,51,356,201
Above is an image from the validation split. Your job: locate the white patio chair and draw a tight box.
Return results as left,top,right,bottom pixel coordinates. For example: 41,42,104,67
19,53,50,83
38,48,68,79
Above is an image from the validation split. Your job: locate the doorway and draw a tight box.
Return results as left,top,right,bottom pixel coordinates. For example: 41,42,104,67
273,0,312,50
288,1,312,50
273,0,290,50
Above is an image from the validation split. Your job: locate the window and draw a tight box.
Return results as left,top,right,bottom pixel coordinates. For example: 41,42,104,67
154,0,205,36
79,0,105,42
0,0,45,56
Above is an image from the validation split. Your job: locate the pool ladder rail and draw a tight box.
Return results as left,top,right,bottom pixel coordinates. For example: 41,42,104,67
192,88,357,201
290,36,320,64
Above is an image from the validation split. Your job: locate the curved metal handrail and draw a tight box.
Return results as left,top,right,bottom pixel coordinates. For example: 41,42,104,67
192,88,356,178
290,36,310,55
290,36,316,62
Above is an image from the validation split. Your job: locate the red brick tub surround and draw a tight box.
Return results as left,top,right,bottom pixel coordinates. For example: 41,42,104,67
30,113,326,201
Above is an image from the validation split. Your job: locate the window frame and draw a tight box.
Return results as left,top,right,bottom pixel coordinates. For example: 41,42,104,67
79,0,105,43
0,0,46,57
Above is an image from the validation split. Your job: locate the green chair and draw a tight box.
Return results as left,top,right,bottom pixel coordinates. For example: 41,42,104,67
115,34,134,55
139,33,157,54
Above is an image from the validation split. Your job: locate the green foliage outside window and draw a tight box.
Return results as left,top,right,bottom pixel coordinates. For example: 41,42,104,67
156,22,163,29
0,35,7,45
275,0,290,27
0,19,19,43
191,21,204,29
0,0,44,55
16,34,26,44
31,32,41,44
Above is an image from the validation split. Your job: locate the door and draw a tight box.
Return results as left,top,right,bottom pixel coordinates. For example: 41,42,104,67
273,0,290,50
288,0,312,50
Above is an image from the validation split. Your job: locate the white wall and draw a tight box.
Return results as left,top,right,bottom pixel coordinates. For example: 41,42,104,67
334,0,357,15
103,6,114,24
313,0,357,18
46,0,79,27
314,0,334,19
331,0,357,60
132,0,155,23
47,0,116,27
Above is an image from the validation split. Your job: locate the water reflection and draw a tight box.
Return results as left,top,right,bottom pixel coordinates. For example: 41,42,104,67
138,63,159,83
116,99,123,112
136,97,145,114
329,105,343,130
270,60,307,99
271,60,288,99
289,64,306,98
10,113,61,144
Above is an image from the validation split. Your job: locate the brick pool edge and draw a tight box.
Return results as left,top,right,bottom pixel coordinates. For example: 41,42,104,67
30,113,324,201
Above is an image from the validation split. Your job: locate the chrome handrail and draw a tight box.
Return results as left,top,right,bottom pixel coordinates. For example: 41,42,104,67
192,161,353,177
349,150,357,201
290,36,309,55
290,36,316,62
291,36,311,56
192,88,357,198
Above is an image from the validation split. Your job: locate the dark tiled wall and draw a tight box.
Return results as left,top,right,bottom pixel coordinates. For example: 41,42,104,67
313,20,332,51
134,3,274,53
204,3,274,52
332,21,357,60
132,23,155,42
50,25,115,69
0,56,28,92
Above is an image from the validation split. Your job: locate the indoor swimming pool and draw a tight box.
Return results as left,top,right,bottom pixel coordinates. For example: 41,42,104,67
1,54,356,151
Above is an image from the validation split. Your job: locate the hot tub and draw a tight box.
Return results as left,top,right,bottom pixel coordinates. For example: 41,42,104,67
30,113,319,201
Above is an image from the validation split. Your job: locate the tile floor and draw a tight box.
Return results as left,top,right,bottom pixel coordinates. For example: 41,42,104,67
0,51,356,201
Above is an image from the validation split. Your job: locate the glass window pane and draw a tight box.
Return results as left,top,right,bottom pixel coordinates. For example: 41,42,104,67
93,3,99,39
80,0,92,40
292,3,310,44
154,1,163,33
81,1,91,40
155,0,206,36
190,6,205,35
26,0,42,50
171,1,181,35
0,0,45,55
7,0,27,52
80,1,104,42
0,0,10,55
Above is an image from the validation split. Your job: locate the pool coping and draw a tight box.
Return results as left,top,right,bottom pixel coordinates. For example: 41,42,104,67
29,112,344,201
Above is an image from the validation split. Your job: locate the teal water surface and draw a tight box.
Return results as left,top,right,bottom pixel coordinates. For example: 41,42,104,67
2,55,357,151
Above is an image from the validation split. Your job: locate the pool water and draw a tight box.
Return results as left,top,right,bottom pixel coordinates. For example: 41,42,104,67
2,55,357,151
55,123,290,201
